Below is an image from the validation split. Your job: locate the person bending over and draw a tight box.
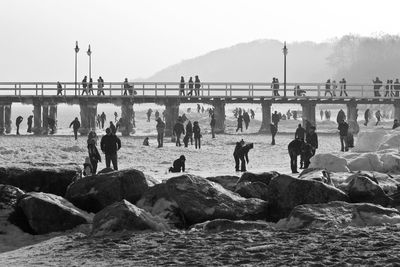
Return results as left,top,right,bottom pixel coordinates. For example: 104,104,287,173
169,155,186,173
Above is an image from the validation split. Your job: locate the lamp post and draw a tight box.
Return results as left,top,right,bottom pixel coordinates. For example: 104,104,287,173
87,45,92,82
283,41,288,98
74,41,80,95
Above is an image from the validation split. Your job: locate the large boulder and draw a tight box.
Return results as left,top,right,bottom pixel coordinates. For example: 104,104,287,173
0,167,79,196
206,175,239,191
298,168,333,185
267,174,349,221
277,201,400,229
236,171,279,186
17,192,92,234
65,169,156,213
309,154,349,172
192,219,273,232
0,184,24,210
348,153,384,172
343,174,392,206
234,182,269,200
92,200,170,236
138,175,268,227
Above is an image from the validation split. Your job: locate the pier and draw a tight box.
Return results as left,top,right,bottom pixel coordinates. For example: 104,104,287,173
0,81,399,136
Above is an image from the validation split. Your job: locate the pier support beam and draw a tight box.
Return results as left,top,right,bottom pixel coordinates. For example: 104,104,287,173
49,104,58,134
0,104,4,135
4,104,12,134
301,102,316,127
259,100,272,133
394,102,400,121
212,99,225,134
121,100,134,136
164,99,180,137
33,101,42,135
79,100,97,135
42,104,49,135
347,101,359,134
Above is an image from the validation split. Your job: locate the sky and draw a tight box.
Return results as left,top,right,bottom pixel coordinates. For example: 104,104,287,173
0,0,399,82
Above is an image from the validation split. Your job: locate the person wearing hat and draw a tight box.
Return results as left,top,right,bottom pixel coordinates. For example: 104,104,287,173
169,155,186,173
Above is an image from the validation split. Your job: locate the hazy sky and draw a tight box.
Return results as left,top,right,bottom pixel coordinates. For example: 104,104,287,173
1,0,399,81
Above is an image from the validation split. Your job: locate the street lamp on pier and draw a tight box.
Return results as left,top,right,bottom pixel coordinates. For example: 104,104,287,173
283,41,288,98
87,45,92,82
74,41,80,95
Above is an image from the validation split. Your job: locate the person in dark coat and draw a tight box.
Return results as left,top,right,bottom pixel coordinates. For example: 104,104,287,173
27,115,33,133
100,128,121,170
306,126,318,156
210,114,216,138
238,142,254,172
100,112,106,129
288,139,313,173
339,78,348,96
233,140,244,172
87,136,101,174
236,114,243,132
394,78,400,97
183,120,193,147
147,108,153,122
193,121,201,149
272,111,280,128
373,77,382,97
57,81,63,96
173,117,185,146
16,116,23,135
48,117,56,134
143,137,150,146
88,78,94,95
364,109,370,126
375,110,382,126
338,120,349,152
123,78,133,95
187,77,194,96
69,117,81,140
194,76,201,96
270,124,277,145
179,77,185,96
81,76,88,95
392,119,400,129
295,124,306,140
110,121,117,135
336,109,346,124
169,155,186,173
243,111,250,130
156,117,165,148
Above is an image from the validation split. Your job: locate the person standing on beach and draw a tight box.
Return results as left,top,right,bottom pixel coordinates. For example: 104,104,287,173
81,76,88,95
236,113,243,132
338,119,349,152
100,128,121,170
100,112,106,129
173,116,185,146
364,109,370,126
295,123,306,141
147,108,153,122
320,110,324,121
375,110,382,126
110,121,117,135
210,114,216,138
69,117,81,140
243,111,250,130
16,116,23,135
156,117,165,148
184,120,193,147
270,124,277,145
87,133,101,174
27,115,33,133
306,126,318,156
272,111,280,128
193,121,201,149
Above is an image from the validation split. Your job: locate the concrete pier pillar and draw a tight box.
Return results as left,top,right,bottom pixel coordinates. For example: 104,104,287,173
121,100,134,136
259,100,272,133
33,102,42,135
42,104,49,134
394,102,400,121
301,102,316,127
4,104,12,134
164,99,180,137
0,105,4,135
347,101,359,134
49,104,58,133
79,100,97,135
212,99,225,134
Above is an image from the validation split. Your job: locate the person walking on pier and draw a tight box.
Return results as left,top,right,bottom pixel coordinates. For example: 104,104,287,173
187,77,194,96
173,116,185,147
364,109,370,126
375,110,382,126
338,119,349,152
69,117,81,140
193,121,201,149
146,108,153,122
339,78,348,97
27,115,33,133
236,113,244,132
384,80,391,97
97,76,105,96
81,76,88,95
373,77,383,97
88,78,94,95
156,117,165,148
325,79,332,96
101,128,121,170
210,114,216,138
179,76,185,96
194,76,201,96
57,81,63,96
15,116,23,135
271,77,280,96
394,78,400,97
331,80,337,96
123,78,133,96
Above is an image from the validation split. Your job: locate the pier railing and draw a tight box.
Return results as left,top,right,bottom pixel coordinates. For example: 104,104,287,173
0,81,398,100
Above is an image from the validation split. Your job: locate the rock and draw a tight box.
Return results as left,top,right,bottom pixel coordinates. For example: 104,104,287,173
192,219,273,232
298,168,333,185
277,201,400,229
17,192,92,234
380,153,400,173
236,171,279,186
138,175,268,227
267,174,349,221
309,154,350,172
92,200,170,236
343,173,392,206
340,171,399,195
97,168,115,175
65,169,156,213
348,153,384,172
0,167,79,196
0,184,24,210
234,182,269,200
206,175,239,191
